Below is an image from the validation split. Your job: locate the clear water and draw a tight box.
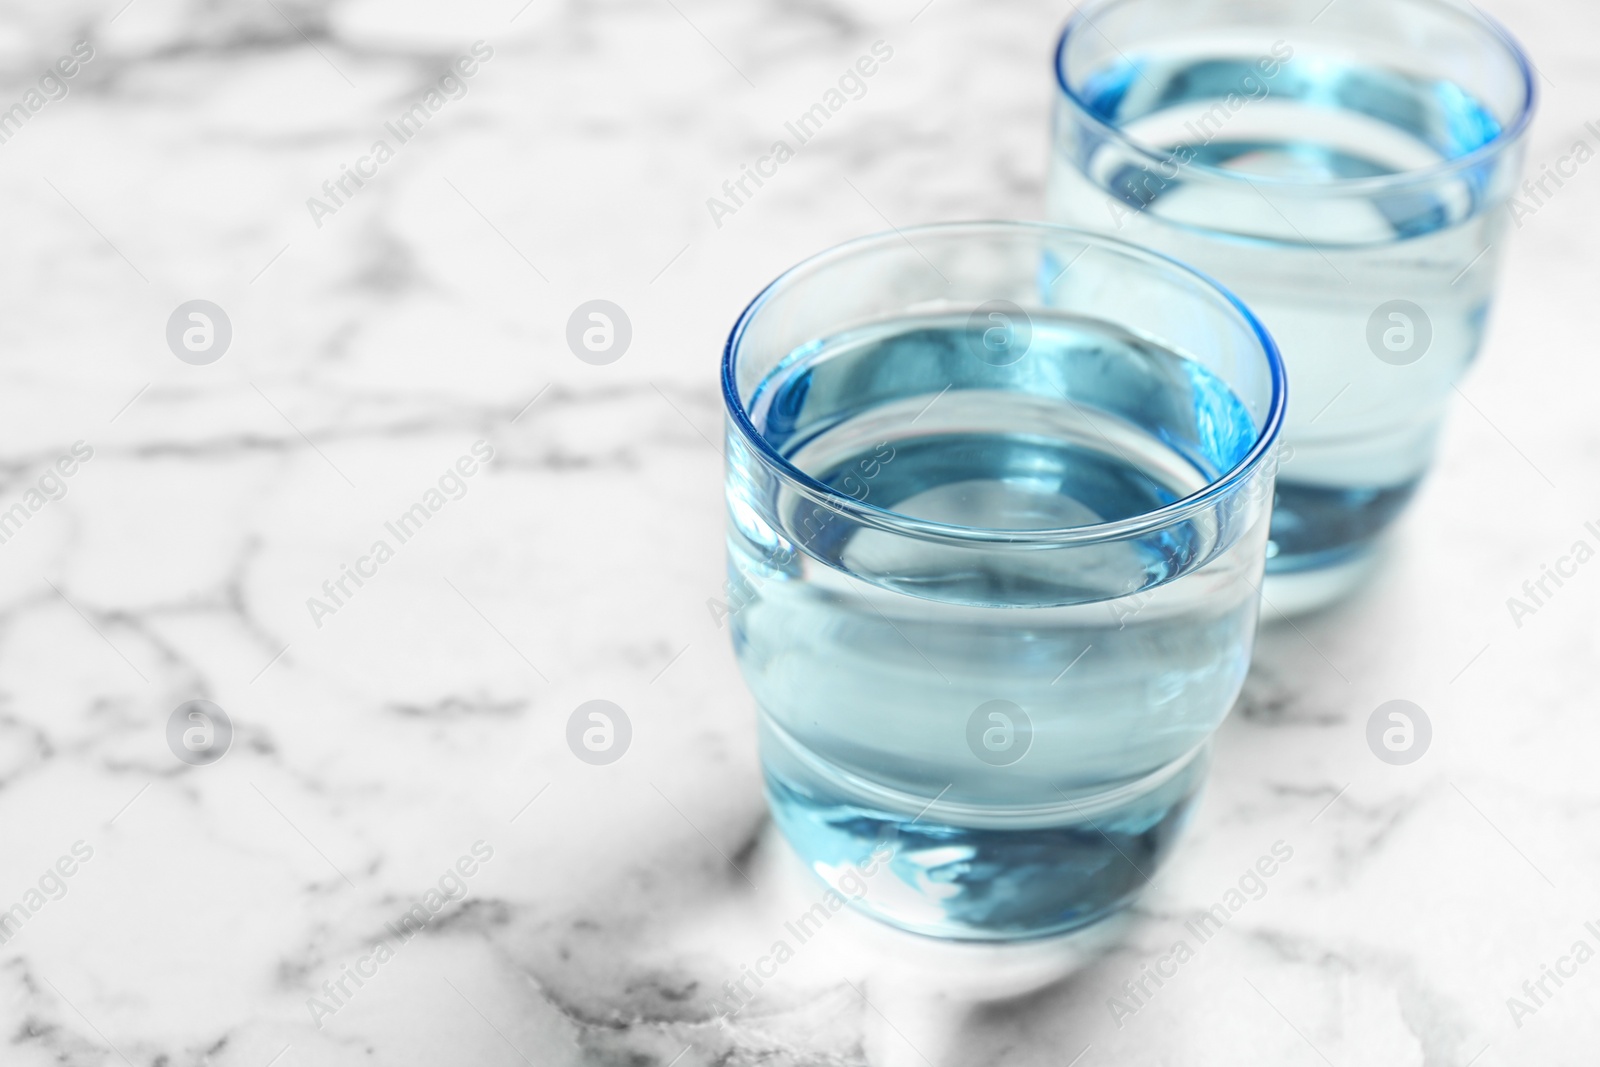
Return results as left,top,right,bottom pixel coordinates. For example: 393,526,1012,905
1050,53,1507,575
725,314,1271,939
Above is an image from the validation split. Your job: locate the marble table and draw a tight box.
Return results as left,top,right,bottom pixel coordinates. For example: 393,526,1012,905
2,0,1597,1063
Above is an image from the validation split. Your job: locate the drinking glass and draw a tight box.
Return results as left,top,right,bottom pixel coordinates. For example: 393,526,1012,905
1049,0,1535,612
721,221,1285,940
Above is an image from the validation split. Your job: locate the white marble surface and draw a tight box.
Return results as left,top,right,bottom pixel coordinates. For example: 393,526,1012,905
1,0,1598,1064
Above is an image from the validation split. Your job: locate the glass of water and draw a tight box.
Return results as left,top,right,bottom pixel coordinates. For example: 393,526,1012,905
721,222,1285,940
1049,0,1535,612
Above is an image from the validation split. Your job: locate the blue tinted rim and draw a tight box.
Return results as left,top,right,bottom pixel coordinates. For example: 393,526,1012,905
1052,0,1537,195
720,220,1287,547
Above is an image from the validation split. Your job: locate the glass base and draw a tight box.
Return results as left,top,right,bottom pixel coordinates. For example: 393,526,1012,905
1263,476,1409,615
749,820,1134,1000
761,743,1210,942
1262,544,1383,617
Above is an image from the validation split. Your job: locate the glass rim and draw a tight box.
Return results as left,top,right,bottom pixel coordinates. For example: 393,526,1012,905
720,220,1287,548
1052,0,1538,196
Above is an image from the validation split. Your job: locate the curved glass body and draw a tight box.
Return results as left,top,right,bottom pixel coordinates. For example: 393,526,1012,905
1049,0,1534,611
722,222,1285,939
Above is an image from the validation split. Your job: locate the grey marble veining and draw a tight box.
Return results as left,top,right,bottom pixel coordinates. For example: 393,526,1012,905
0,0,1597,1064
